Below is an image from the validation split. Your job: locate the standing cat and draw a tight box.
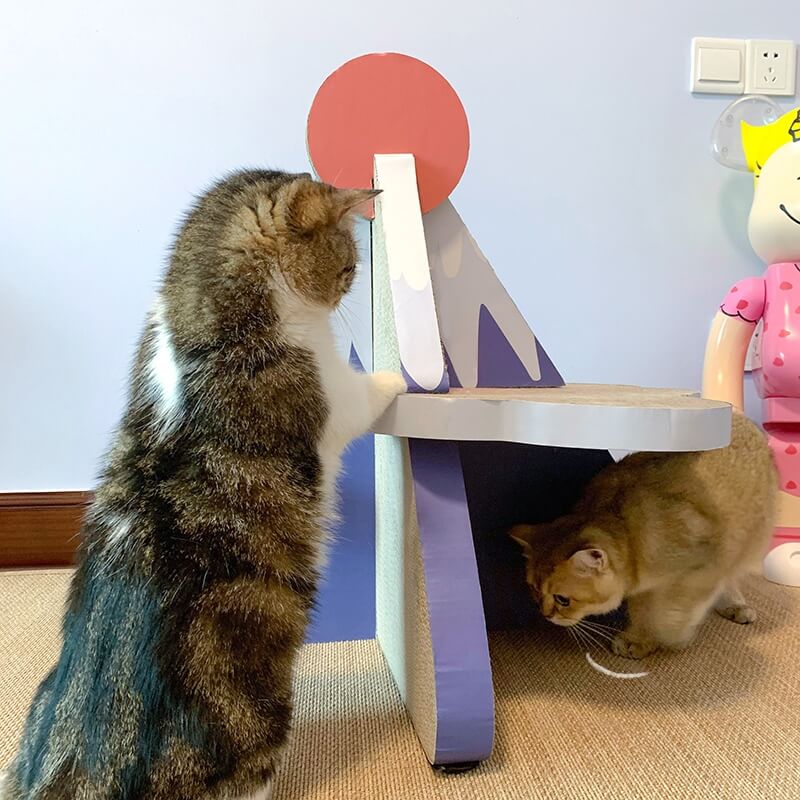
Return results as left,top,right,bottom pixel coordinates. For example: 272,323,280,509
2,170,405,800
510,412,777,659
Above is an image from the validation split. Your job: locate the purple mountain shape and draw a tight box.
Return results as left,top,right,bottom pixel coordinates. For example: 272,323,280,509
348,343,364,372
477,304,563,388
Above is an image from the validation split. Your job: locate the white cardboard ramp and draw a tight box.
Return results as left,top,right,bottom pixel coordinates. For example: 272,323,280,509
373,155,448,393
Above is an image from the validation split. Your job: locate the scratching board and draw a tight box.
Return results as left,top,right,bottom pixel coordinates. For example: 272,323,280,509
309,52,732,766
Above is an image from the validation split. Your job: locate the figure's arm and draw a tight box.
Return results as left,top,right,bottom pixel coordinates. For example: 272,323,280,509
702,312,755,411
701,277,765,411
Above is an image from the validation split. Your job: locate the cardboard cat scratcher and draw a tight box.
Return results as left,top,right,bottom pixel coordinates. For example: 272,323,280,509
307,53,732,769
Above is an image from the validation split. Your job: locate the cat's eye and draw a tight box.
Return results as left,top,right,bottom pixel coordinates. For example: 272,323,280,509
553,594,570,607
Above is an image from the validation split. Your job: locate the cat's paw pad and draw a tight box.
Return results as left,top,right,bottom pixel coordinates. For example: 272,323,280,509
611,633,655,660
716,604,756,624
372,371,407,398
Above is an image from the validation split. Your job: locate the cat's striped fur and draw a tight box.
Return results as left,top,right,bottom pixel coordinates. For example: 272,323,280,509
2,170,405,800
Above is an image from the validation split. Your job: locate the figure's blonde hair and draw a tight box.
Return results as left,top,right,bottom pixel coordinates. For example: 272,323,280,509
742,107,800,176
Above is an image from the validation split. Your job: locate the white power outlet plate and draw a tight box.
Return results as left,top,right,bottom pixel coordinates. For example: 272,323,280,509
745,39,796,95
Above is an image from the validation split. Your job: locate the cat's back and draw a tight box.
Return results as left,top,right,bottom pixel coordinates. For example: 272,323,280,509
694,412,777,504
589,412,774,501
583,412,777,572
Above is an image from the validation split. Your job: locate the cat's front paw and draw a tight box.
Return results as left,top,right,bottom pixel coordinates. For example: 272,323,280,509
715,604,757,624
367,371,407,424
372,371,407,399
611,632,656,660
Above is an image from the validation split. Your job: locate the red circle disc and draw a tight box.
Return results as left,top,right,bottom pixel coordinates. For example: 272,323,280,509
307,53,469,214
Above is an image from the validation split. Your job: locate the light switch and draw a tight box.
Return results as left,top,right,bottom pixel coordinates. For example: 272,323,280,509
691,37,746,94
698,47,741,82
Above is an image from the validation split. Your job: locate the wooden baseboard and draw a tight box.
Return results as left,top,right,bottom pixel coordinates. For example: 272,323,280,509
0,492,92,568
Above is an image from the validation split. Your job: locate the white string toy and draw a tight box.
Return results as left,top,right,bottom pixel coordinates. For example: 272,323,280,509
569,619,649,680
585,651,649,679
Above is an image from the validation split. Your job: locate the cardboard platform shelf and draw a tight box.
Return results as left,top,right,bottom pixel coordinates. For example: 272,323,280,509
307,52,731,769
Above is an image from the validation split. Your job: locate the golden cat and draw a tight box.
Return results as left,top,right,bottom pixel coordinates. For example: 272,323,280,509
510,412,777,659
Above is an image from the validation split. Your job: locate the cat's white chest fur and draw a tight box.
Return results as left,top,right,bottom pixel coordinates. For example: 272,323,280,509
277,298,405,554
278,307,380,519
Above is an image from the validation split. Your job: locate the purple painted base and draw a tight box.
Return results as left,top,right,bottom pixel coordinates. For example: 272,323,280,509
306,433,375,643
306,346,375,643
408,439,495,765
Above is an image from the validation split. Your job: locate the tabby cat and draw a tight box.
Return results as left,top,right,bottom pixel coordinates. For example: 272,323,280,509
511,412,777,659
2,170,406,800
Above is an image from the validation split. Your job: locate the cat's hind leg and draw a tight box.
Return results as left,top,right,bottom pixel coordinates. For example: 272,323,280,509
645,579,721,651
248,781,273,800
714,581,757,624
227,780,274,800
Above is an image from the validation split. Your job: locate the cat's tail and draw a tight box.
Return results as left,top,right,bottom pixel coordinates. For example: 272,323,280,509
0,766,18,800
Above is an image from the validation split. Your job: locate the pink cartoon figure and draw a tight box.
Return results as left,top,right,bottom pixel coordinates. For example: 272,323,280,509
704,96,800,587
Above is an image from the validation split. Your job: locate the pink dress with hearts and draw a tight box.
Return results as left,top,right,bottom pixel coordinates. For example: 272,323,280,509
720,261,800,497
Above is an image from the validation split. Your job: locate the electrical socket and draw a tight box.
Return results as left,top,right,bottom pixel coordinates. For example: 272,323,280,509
745,39,796,95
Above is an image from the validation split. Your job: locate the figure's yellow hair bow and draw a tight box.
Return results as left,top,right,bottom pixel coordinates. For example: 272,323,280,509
742,107,800,176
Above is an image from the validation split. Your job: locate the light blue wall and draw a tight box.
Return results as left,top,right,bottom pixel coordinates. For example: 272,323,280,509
1,1,796,489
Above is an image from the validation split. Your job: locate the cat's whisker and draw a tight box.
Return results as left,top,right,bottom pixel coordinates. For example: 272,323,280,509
581,632,607,652
339,297,367,318
580,627,614,644
571,625,592,651
575,623,608,650
580,620,618,638
577,627,603,653
579,621,615,640
568,627,583,651
574,624,598,647
334,305,358,347
567,628,584,653
583,619,621,633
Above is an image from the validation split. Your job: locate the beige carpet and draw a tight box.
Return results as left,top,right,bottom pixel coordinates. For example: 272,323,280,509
1,569,799,800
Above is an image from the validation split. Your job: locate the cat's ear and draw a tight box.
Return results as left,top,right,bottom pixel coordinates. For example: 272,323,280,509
568,548,608,576
334,187,382,219
282,182,380,231
509,524,537,556
281,179,335,232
